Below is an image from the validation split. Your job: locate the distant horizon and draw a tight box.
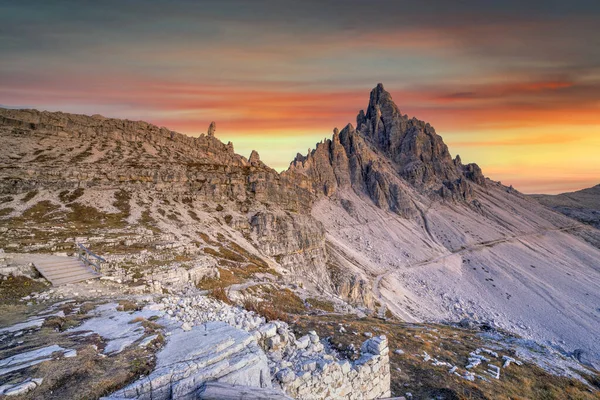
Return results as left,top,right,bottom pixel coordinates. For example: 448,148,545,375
1,1,599,194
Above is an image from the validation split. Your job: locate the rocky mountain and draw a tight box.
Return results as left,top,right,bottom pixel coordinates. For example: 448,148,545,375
1,83,600,379
284,84,485,219
531,184,600,229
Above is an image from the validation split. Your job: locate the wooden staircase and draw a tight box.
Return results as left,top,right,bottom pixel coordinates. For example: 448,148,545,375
34,256,101,286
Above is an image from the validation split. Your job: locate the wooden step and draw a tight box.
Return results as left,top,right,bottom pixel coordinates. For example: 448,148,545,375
37,262,83,270
52,273,100,286
33,256,102,286
36,263,89,273
43,268,97,280
50,270,100,284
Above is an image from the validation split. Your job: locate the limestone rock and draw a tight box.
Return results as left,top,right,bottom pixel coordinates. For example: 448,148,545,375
0,378,43,396
249,150,262,167
197,382,292,400
106,321,271,400
207,121,216,137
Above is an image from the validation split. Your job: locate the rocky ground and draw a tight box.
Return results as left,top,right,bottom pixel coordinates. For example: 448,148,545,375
0,272,599,399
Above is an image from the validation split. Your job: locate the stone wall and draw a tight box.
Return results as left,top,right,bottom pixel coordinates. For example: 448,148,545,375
277,335,391,400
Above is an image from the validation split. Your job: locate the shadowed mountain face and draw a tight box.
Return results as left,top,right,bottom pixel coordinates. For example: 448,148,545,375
532,185,600,229
285,84,485,218
1,85,600,370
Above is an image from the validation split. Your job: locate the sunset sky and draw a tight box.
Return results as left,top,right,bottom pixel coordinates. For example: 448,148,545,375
1,1,599,194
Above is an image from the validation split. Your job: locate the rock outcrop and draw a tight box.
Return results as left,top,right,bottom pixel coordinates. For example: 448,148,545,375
106,321,271,400
0,108,311,211
285,83,487,212
154,295,391,400
249,211,329,285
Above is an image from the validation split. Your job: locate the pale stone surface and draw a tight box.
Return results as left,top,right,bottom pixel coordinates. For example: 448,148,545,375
106,321,270,400
0,318,45,334
0,378,43,396
197,381,292,400
70,303,161,354
0,345,66,376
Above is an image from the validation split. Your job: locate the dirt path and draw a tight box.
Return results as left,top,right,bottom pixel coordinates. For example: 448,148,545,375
372,224,582,319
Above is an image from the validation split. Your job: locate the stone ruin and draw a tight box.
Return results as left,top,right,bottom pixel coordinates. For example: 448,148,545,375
104,295,391,399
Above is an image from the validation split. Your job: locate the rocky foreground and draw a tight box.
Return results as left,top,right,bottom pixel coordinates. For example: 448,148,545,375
1,261,599,399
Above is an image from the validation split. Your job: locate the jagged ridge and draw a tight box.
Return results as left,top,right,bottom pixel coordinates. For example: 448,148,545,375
285,83,486,217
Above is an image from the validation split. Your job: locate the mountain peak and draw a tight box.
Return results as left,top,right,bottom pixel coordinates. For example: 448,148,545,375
287,83,487,210
369,83,391,104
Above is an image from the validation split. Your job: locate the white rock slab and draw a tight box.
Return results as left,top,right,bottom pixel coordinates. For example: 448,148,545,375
105,321,271,400
0,345,65,376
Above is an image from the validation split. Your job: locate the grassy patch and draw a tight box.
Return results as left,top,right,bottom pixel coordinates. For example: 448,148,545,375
203,246,245,263
306,297,335,312
0,207,13,217
117,300,140,312
208,286,232,304
69,144,93,163
242,285,306,319
20,200,62,223
0,196,14,204
21,190,39,203
112,189,131,217
264,288,306,314
42,315,83,332
198,232,218,246
66,203,126,228
29,341,159,400
188,210,200,221
244,298,289,322
139,209,161,233
197,268,243,290
0,275,48,304
59,187,85,203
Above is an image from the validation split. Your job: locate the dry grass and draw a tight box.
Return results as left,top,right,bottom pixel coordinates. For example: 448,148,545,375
188,209,200,221
58,187,85,203
243,298,289,323
0,275,48,304
19,200,62,223
28,341,158,400
291,314,600,400
0,196,14,204
242,286,306,321
306,297,335,313
21,190,38,203
41,315,83,332
203,246,245,263
208,286,232,304
0,296,165,400
139,209,161,233
116,300,140,312
198,232,218,246
198,242,279,289
197,268,243,290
